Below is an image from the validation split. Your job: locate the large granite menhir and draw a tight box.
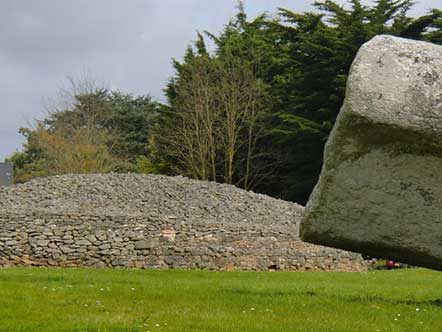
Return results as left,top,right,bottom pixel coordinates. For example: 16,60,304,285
301,35,442,270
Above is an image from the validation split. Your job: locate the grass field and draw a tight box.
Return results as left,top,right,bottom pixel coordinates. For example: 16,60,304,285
1,268,442,332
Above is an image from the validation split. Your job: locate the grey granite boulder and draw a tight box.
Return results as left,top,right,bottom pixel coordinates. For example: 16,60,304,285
300,35,442,270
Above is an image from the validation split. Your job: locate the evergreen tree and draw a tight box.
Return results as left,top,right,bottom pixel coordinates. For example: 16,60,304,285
9,1,441,204
155,0,441,204
266,0,441,203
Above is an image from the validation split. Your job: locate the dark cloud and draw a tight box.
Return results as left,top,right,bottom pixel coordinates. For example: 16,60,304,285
0,0,432,160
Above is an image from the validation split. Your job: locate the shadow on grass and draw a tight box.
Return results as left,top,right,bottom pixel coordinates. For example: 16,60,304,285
225,288,442,307
225,288,318,297
345,295,442,307
0,274,67,283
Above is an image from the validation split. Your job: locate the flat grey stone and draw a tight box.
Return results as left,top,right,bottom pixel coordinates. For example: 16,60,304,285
134,240,149,250
301,35,442,270
60,246,75,254
75,239,91,246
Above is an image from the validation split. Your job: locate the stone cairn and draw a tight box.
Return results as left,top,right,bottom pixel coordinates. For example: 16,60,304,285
0,173,367,271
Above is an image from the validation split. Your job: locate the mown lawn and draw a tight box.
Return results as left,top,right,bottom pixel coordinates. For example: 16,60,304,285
1,268,442,332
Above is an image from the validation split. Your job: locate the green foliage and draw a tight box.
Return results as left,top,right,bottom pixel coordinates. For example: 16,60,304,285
6,128,48,183
135,155,157,174
259,0,441,203
169,0,437,203
11,86,159,182
8,0,441,203
105,92,159,160
156,50,271,189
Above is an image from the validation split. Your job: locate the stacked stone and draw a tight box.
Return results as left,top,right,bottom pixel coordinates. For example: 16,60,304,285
0,174,367,271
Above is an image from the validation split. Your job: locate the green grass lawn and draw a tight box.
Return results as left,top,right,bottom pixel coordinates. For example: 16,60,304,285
1,268,442,332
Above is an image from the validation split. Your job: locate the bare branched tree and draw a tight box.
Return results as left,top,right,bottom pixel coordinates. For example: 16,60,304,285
161,56,270,190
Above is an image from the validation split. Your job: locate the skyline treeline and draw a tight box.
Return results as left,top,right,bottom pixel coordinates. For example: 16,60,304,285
7,0,442,204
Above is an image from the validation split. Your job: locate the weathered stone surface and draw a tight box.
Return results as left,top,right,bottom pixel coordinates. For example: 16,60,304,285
134,240,155,250
301,35,442,270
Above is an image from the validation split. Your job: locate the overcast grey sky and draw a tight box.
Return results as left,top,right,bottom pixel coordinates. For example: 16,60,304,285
0,0,436,160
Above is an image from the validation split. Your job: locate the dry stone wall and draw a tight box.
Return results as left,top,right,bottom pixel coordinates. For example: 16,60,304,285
0,174,367,271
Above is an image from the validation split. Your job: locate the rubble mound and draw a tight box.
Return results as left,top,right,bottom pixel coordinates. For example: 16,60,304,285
0,173,303,223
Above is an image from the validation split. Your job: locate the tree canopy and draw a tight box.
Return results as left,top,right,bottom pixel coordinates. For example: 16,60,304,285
8,83,159,182
8,0,442,204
